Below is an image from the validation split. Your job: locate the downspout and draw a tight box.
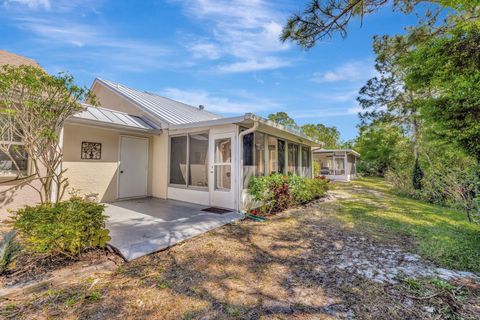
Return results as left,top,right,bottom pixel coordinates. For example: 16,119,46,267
238,121,259,213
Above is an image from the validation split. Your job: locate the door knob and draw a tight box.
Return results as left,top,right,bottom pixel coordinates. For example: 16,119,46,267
120,170,124,173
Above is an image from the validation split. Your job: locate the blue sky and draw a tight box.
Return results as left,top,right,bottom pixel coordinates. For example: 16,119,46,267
0,0,421,140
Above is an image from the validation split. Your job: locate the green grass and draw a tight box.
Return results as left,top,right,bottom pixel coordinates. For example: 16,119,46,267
334,177,480,274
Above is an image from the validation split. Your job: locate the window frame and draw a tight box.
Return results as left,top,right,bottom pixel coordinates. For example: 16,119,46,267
168,131,209,191
0,140,30,178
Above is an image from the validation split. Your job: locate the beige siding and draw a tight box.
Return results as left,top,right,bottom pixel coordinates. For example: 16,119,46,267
62,124,155,202
151,134,168,199
91,82,144,116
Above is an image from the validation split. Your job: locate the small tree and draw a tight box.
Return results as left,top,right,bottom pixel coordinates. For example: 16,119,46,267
412,158,424,190
0,65,92,204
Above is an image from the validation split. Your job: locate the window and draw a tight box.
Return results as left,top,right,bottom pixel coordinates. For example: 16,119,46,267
169,136,187,185
278,140,285,174
267,136,277,174
334,157,345,175
169,133,209,188
301,146,310,177
0,143,28,176
243,132,254,166
254,132,265,176
188,133,209,187
288,143,299,174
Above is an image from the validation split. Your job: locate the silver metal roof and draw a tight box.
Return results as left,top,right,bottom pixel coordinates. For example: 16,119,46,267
168,113,324,146
313,148,360,156
95,78,222,125
69,104,159,132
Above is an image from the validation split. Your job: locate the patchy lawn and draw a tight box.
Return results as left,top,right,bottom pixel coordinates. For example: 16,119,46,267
1,178,479,319
334,177,480,274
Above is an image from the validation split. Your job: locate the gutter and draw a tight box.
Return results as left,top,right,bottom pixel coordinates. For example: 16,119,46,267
237,121,259,213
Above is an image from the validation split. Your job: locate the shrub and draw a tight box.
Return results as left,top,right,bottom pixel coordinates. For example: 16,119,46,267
12,198,110,257
248,174,329,214
307,177,329,199
0,230,20,274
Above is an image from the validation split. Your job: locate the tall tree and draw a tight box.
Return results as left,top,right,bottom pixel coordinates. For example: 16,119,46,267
281,0,476,48
402,22,480,163
267,112,298,129
357,34,425,187
301,123,340,148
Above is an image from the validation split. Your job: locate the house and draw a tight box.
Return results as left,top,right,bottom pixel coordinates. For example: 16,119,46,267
0,53,321,214
60,78,320,212
313,149,359,181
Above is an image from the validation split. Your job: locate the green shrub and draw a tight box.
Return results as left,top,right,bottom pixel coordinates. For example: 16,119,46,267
289,175,312,204
306,177,329,199
248,174,329,214
12,198,110,257
0,230,20,274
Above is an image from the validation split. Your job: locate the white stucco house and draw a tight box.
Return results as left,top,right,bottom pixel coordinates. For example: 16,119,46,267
0,71,322,214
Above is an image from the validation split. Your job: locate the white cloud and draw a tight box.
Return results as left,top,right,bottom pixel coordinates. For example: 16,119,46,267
177,0,290,72
13,17,170,71
312,60,376,83
4,0,50,9
161,87,280,114
217,57,289,73
189,42,221,60
290,106,361,119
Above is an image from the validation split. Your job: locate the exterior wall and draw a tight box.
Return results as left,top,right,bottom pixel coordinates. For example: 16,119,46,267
165,124,237,208
91,82,145,117
62,124,154,202
151,134,168,199
0,180,41,217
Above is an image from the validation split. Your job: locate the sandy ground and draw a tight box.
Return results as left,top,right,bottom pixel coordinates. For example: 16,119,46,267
1,184,479,319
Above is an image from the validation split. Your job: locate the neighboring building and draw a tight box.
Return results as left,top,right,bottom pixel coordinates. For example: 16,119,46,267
0,62,322,213
313,149,359,181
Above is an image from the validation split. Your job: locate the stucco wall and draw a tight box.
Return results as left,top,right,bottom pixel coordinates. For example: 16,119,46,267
62,124,154,202
0,180,41,217
91,82,144,116
151,134,168,199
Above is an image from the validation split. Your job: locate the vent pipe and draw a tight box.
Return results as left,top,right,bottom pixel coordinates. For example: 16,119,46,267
198,104,205,110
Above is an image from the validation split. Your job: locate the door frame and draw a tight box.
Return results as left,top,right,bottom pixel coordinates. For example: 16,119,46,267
117,135,149,199
209,132,236,209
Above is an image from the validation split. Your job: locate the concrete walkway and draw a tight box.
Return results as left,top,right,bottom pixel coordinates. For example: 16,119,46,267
104,198,244,261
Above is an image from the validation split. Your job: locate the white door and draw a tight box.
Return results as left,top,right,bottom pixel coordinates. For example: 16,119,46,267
118,136,148,199
209,133,235,209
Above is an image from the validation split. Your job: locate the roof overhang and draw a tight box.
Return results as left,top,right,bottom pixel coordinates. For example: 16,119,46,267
313,148,360,157
66,104,161,134
168,113,323,147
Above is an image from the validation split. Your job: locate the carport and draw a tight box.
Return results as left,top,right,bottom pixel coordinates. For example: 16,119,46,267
105,198,244,261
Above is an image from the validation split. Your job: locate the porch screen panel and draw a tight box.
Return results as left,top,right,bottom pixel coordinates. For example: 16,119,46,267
243,133,254,188
268,136,278,174
214,138,232,190
255,132,265,176
188,133,209,187
278,140,285,174
301,146,310,177
288,143,299,174
170,136,187,185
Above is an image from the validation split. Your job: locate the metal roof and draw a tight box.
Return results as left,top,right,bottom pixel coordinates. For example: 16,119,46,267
313,148,360,156
169,113,324,146
69,104,159,132
94,78,222,125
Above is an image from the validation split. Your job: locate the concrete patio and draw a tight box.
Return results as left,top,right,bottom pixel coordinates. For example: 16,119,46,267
104,198,244,261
